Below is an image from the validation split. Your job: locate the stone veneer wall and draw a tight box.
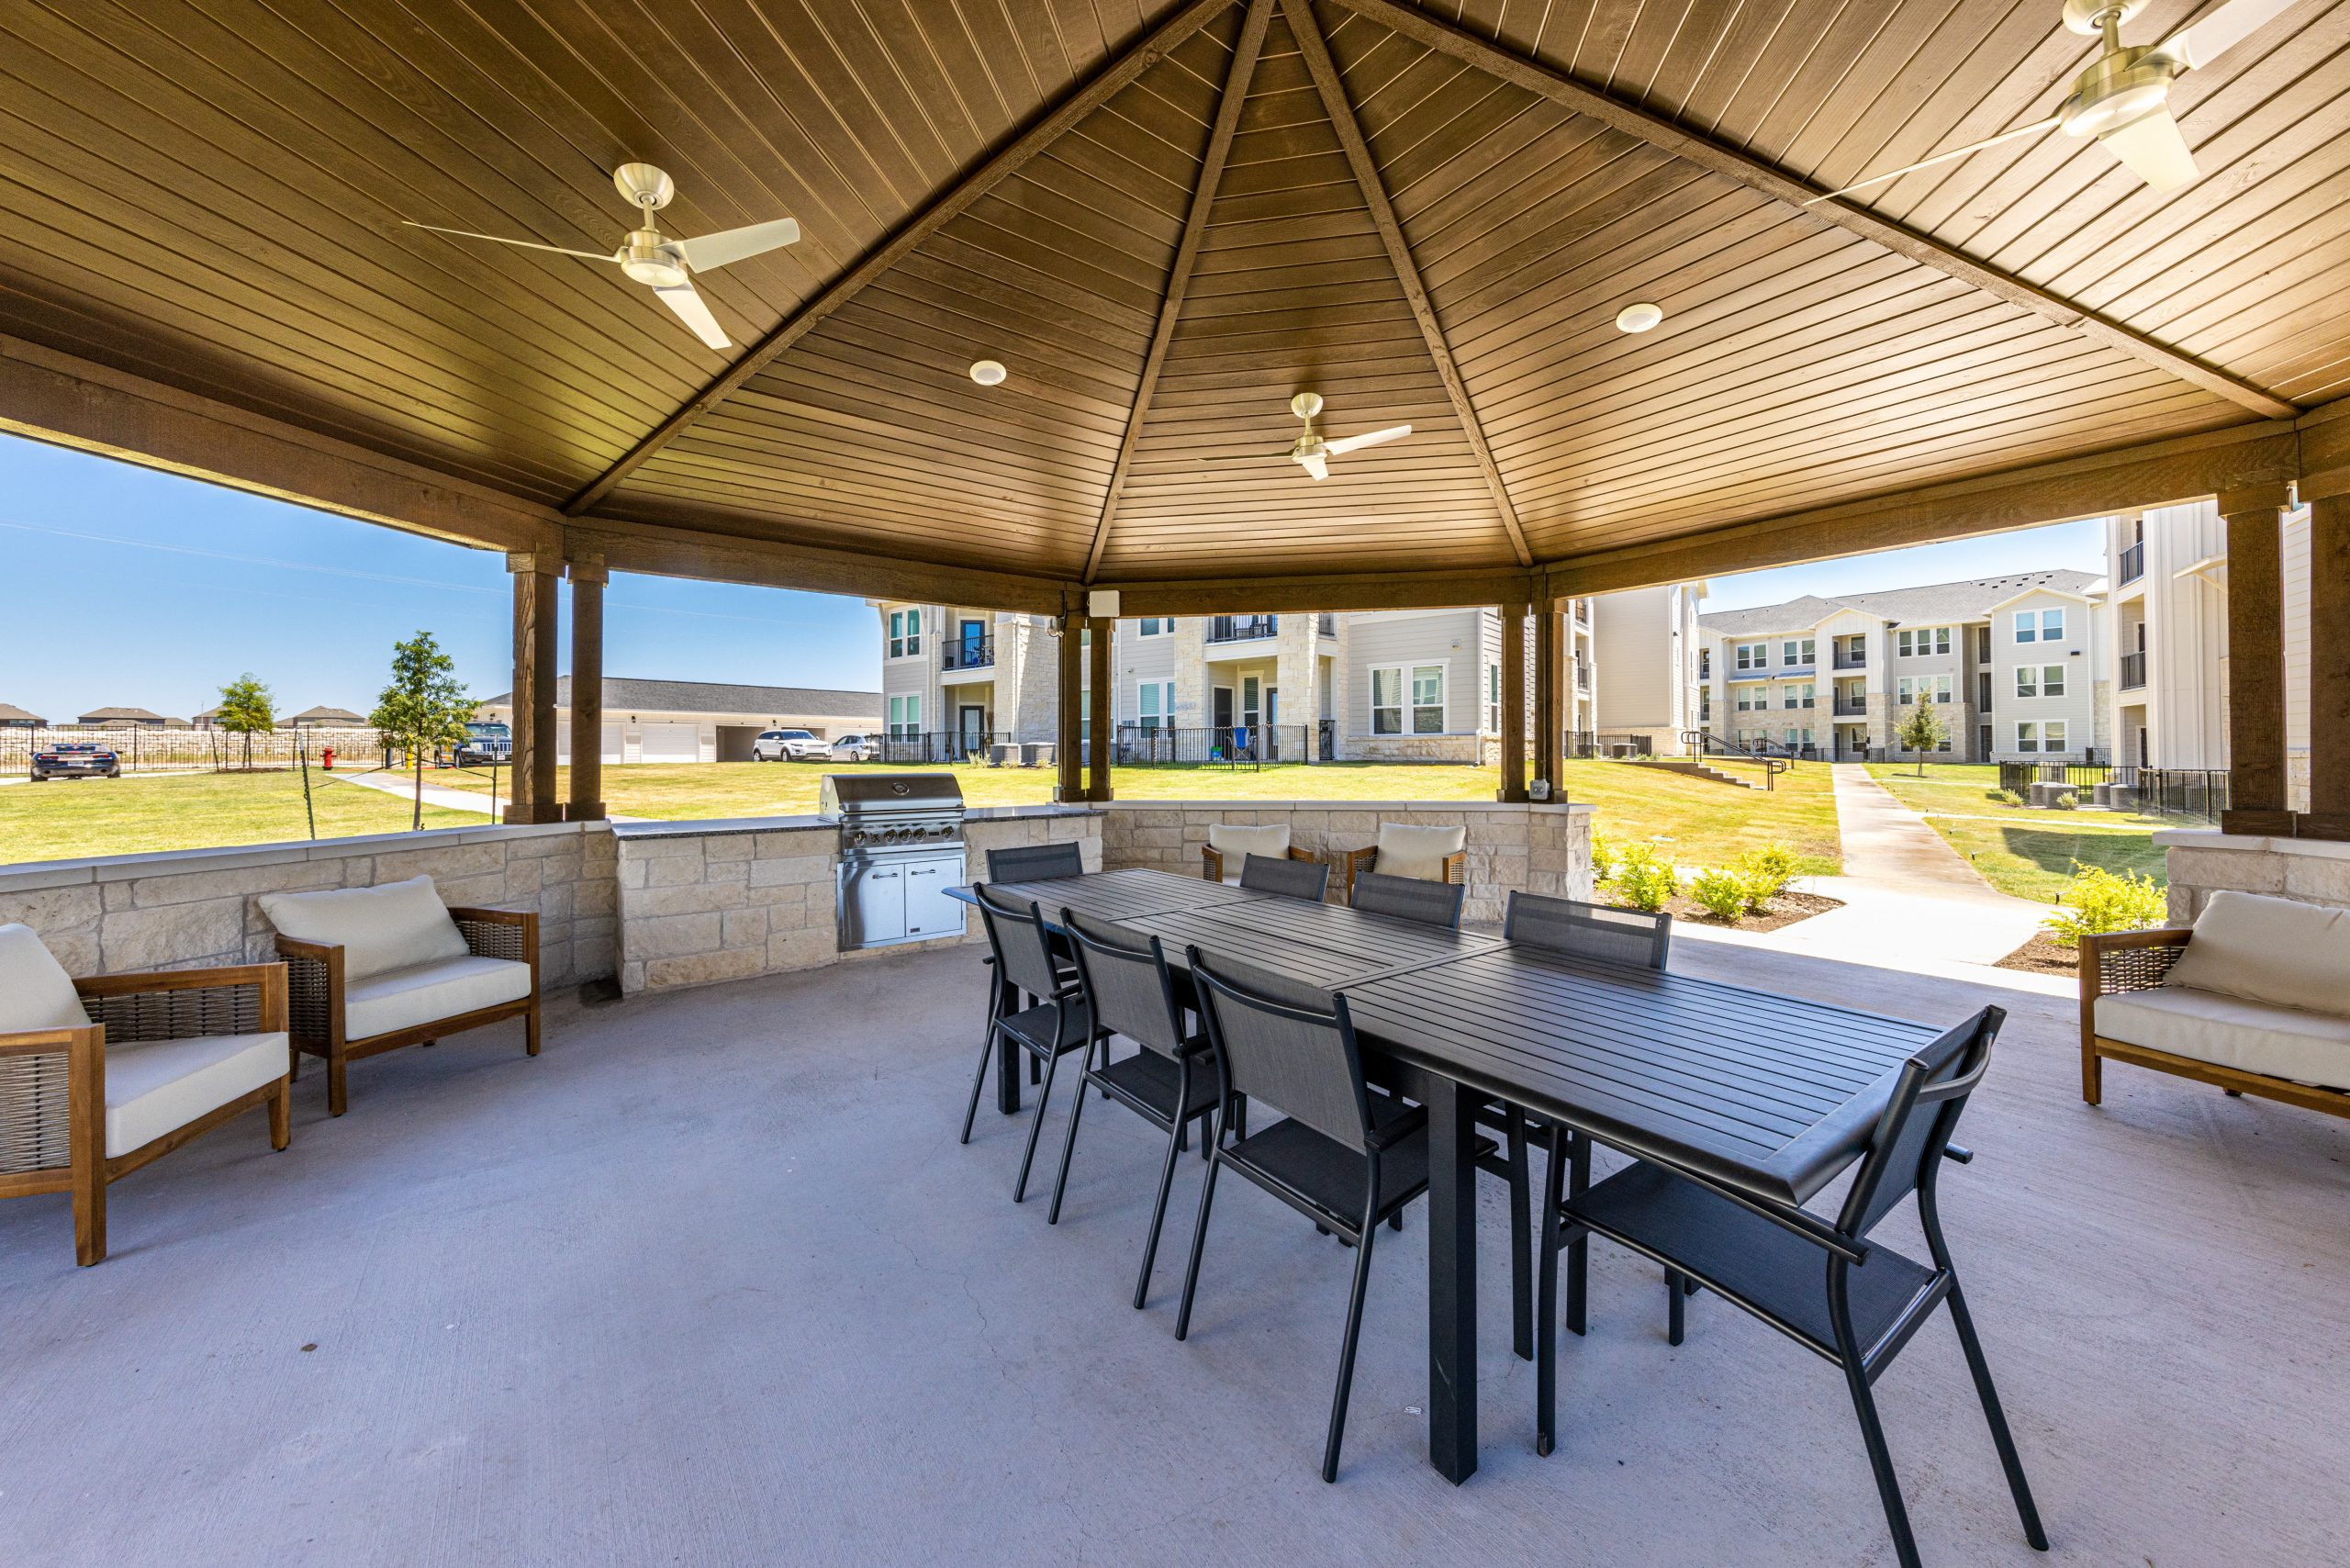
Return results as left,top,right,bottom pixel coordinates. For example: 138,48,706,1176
614,807,1101,993
1099,800,1592,926
2157,828,2350,923
1341,734,1485,764
0,822,615,985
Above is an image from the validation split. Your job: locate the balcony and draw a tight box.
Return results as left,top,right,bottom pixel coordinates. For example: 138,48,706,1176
940,634,995,673
1832,700,1867,718
1315,613,1337,637
1832,648,1866,670
1207,615,1279,644
2120,540,2144,585
2121,650,2146,690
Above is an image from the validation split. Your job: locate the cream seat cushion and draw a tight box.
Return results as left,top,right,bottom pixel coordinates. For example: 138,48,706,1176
105,1032,287,1157
2096,986,2350,1092
2163,890,2350,1017
343,956,532,1041
1373,823,1466,882
0,923,91,1032
1208,823,1292,884
258,876,470,982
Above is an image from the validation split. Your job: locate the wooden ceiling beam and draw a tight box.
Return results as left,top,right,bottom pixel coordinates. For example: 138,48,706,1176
1083,0,1275,584
1284,0,1533,567
1332,0,2300,423
564,0,1238,520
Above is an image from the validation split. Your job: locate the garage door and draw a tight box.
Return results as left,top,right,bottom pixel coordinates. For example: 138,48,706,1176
600,721,623,762
556,721,629,764
639,722,700,763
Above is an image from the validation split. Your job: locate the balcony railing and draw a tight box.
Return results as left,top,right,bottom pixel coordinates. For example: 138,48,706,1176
1831,700,1867,717
1315,613,1337,637
1208,615,1278,643
941,634,995,670
1574,660,1592,691
2120,541,2144,585
1832,648,1866,670
1114,723,1307,767
2120,650,2146,690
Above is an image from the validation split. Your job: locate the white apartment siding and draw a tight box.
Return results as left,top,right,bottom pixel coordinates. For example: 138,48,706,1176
1594,585,1703,754
1113,617,1180,726
1987,588,2099,761
1342,608,1482,762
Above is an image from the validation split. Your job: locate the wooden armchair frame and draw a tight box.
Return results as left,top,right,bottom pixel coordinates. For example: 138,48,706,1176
0,962,289,1266
1333,843,1467,903
276,906,539,1117
1200,843,1323,885
2079,926,2350,1119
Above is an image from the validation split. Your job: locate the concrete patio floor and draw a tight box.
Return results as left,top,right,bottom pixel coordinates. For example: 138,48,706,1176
4,938,2346,1565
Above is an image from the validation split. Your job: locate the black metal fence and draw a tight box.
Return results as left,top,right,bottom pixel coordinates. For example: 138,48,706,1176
875,731,1020,765
1995,761,2229,821
1114,723,1310,766
2,724,386,776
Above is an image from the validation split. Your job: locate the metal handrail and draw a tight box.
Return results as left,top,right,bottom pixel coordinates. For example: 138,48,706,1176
1679,730,1787,790
2119,541,2144,585
941,634,996,670
1207,616,1279,643
2119,650,2146,690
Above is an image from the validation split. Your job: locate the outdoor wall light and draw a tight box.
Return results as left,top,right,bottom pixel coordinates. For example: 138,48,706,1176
969,359,1007,385
1616,302,1664,332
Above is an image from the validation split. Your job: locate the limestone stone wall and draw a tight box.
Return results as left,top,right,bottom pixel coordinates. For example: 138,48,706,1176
0,822,615,986
2158,828,2350,924
614,807,1101,994
1100,800,1592,926
1340,733,1484,764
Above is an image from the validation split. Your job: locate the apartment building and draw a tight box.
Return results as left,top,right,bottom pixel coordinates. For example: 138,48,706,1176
2106,499,2314,804
1697,570,2109,763
1592,583,1707,756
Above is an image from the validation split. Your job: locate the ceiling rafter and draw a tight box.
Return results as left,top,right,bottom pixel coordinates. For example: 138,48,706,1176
1283,0,1534,567
1331,0,2299,423
1083,0,1276,584
563,0,1238,521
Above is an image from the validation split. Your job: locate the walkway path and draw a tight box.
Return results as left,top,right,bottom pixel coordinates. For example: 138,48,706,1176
328,767,648,822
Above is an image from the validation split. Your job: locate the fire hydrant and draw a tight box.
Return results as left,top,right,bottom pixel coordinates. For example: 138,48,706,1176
321,746,335,771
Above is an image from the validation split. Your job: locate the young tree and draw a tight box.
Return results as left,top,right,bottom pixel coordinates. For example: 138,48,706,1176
370,631,473,830
1896,697,1947,777
214,673,276,772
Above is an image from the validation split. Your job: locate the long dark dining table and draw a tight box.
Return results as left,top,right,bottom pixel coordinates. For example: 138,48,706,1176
949,868,1944,1484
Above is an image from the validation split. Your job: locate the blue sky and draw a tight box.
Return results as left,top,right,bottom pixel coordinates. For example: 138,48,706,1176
0,431,2105,721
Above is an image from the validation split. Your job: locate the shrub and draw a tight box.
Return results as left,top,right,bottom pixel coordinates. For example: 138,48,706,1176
2053,791,2079,811
1984,787,2006,801
2042,862,2167,950
1689,868,1749,922
1615,842,1678,914
1589,833,1617,886
1736,843,1796,910
1998,789,2025,807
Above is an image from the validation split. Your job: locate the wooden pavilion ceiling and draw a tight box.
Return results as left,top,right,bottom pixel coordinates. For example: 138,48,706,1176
0,0,2343,591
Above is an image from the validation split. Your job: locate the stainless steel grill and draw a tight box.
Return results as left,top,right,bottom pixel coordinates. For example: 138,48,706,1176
820,773,967,948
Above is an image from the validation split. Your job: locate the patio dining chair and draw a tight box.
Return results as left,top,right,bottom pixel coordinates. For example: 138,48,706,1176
1348,869,1464,930
1177,949,1498,1483
962,883,1102,1203
1547,1006,2045,1568
986,841,1085,881
1237,852,1330,902
1046,911,1224,1309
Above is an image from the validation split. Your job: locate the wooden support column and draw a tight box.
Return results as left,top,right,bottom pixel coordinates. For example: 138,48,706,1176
1057,611,1083,802
1497,602,1528,802
1533,603,1564,799
2219,494,2293,837
505,552,562,824
1087,614,1113,801
2306,491,2350,839
566,554,607,823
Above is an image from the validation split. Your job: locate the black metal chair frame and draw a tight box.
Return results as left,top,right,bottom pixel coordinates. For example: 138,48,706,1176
1544,1006,2045,1568
985,841,1085,882
1046,911,1225,1310
960,883,1102,1203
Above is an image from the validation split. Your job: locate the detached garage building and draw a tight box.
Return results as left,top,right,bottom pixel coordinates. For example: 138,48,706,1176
476,677,881,766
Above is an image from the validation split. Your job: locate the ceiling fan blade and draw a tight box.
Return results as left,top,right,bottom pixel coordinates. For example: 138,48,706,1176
2098,108,2200,192
402,220,618,263
1322,423,1412,456
2156,0,2300,70
1296,452,1329,482
1804,118,2064,206
655,281,731,349
675,217,801,274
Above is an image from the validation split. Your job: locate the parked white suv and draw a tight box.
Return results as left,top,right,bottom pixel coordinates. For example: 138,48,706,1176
827,733,879,762
751,728,827,761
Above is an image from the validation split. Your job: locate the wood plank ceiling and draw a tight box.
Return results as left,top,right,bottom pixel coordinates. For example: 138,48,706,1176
0,0,2340,586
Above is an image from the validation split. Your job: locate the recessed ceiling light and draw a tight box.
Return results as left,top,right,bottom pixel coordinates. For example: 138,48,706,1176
1616,303,1663,333
969,359,1007,386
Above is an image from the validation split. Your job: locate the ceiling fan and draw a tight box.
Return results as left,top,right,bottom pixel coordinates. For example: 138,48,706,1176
404,163,799,349
1810,0,2303,203
1201,393,1411,481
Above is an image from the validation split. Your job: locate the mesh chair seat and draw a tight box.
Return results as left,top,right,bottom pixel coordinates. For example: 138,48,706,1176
1095,1047,1221,1127
1351,869,1465,930
1572,1160,1937,1361
996,997,1095,1058
1238,853,1330,902
1505,892,1672,969
987,842,1085,881
1228,1102,1495,1229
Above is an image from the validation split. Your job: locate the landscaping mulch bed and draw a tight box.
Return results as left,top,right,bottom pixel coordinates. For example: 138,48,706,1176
1996,934,2082,976
1606,890,1843,933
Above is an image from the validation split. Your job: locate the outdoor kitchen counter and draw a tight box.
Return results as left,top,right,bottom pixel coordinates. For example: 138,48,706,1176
612,806,1102,994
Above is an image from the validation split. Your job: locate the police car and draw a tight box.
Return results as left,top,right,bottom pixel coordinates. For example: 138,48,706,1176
30,743,122,781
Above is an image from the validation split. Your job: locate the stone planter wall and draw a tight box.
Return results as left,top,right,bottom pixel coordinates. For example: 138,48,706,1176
1336,734,1484,764
1099,800,1592,926
0,822,616,986
614,806,1101,994
2157,828,2350,923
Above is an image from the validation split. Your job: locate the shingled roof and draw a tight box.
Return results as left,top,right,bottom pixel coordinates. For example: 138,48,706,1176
478,678,879,720
1700,570,2105,637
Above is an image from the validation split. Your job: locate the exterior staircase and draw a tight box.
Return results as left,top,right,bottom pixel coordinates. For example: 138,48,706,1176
1617,756,1764,790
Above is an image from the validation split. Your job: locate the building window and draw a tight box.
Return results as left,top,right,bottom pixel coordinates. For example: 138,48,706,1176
2046,719,2067,752
1738,687,1763,711
1734,643,1767,670
887,694,921,737
2016,720,2068,754
2016,666,2035,698
1137,618,1169,637
2042,609,2065,643
1363,664,1440,734
1411,665,1445,734
1900,675,1952,705
1781,637,1815,666
1930,674,1952,704
1136,680,1174,731
1371,667,1403,734
1897,627,1951,657
1485,664,1500,733
1897,677,1913,706
888,610,922,658
1784,682,1815,710
2014,611,2035,644
2042,664,2065,697
1698,649,1711,679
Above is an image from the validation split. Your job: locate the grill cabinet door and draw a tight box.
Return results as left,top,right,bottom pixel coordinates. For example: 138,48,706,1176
839,861,906,947
902,853,967,940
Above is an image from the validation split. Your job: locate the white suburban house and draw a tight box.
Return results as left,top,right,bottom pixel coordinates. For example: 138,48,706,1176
1698,570,2110,763
2105,499,2315,805
478,677,880,765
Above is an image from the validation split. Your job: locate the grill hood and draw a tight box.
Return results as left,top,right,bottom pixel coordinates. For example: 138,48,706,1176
819,772,965,817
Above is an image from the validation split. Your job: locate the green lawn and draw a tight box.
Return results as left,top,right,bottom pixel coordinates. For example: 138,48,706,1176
0,769,476,863
1864,761,2165,902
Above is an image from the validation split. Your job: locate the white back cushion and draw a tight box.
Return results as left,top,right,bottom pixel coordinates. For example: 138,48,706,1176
1374,823,1466,882
2165,890,2350,1018
258,876,469,982
1208,823,1291,861
0,923,90,1032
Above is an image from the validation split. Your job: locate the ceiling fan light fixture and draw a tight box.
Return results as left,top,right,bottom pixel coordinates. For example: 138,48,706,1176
969,359,1007,386
1616,302,1664,333
619,231,689,288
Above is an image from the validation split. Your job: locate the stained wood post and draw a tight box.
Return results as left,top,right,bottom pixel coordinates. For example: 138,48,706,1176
1498,602,1528,801
567,554,607,823
1087,612,1113,801
506,552,562,824
2219,494,2292,836
1057,610,1083,802
2306,491,2350,840
1533,603,1564,798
